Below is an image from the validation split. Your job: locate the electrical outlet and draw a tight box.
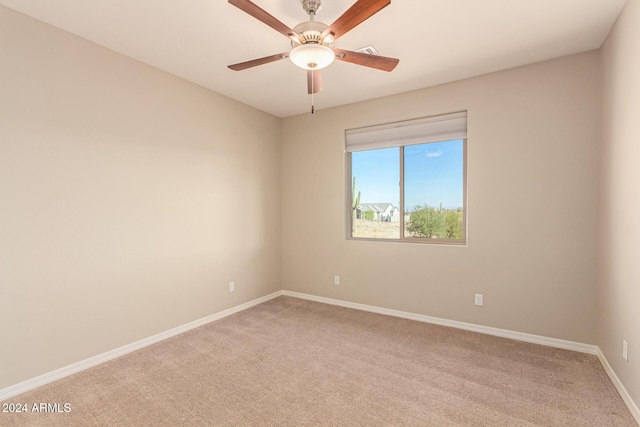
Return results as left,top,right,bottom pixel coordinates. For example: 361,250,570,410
474,294,484,306
623,340,628,362
229,281,235,293
334,275,340,285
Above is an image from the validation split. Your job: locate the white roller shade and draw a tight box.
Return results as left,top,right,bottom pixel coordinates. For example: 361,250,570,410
345,111,467,152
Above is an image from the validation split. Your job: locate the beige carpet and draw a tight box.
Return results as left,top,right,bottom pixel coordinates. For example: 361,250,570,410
1,296,636,426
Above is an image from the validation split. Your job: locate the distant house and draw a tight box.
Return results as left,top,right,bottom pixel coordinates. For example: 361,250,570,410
357,203,400,222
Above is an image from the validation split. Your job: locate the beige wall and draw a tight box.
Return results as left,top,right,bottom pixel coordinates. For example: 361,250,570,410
281,51,601,345
600,0,640,407
0,6,281,389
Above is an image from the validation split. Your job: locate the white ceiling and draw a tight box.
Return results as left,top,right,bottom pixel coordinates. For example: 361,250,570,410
0,0,628,117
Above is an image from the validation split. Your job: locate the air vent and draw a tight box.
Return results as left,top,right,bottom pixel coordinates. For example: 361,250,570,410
355,45,380,56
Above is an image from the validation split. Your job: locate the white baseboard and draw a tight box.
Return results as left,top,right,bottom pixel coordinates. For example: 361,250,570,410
597,348,640,425
282,290,598,354
0,290,283,402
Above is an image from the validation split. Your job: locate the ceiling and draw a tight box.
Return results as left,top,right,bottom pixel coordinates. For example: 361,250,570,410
0,0,628,117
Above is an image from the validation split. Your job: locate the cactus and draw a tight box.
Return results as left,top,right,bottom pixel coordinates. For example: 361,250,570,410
352,176,361,224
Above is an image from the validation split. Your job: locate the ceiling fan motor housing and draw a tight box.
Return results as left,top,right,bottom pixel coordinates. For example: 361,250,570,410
291,20,333,47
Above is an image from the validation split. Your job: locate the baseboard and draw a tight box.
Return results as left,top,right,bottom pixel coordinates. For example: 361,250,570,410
282,290,598,355
0,290,284,402
597,348,640,425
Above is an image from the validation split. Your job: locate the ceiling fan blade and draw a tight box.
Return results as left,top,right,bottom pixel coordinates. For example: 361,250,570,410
228,0,304,44
334,48,399,72
228,52,290,71
307,70,323,94
321,0,390,42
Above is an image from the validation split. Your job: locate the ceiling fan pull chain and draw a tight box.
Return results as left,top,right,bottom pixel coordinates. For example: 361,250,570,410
311,69,315,114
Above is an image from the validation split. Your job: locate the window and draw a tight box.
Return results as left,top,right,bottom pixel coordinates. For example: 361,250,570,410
346,112,467,244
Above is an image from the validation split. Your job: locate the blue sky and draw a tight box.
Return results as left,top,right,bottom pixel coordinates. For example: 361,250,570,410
351,140,464,212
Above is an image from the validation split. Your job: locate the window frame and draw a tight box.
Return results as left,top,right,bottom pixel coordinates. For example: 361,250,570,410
345,138,467,245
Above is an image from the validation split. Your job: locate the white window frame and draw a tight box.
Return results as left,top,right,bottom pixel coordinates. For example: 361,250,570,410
345,112,468,245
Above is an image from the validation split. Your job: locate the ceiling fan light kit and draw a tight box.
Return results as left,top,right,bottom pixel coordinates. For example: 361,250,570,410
228,0,399,112
290,44,335,70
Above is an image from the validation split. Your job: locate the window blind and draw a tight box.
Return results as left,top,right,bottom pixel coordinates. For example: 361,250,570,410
345,111,467,152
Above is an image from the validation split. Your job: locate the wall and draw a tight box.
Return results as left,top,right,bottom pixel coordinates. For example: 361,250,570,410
281,51,601,345
0,6,281,389
600,0,640,408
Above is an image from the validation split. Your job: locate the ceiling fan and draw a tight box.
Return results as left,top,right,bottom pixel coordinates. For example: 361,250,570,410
227,0,399,108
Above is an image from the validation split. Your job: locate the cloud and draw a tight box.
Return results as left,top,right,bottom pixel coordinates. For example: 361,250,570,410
425,150,443,158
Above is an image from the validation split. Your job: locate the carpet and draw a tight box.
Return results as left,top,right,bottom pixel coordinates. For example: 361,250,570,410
0,296,636,426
